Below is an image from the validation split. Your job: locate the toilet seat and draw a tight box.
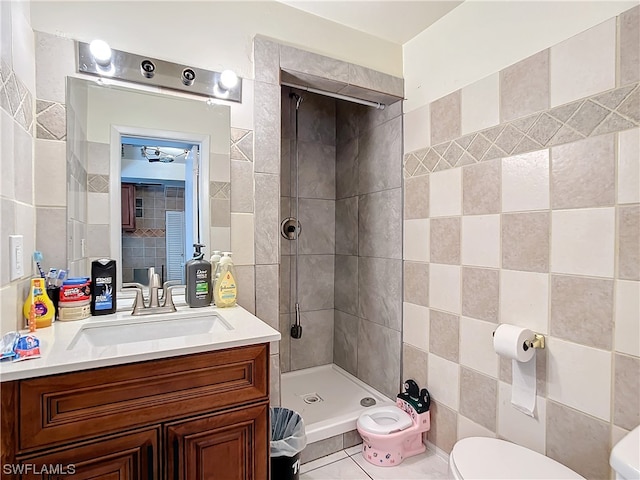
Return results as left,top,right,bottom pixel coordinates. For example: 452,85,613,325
357,405,413,435
450,437,584,479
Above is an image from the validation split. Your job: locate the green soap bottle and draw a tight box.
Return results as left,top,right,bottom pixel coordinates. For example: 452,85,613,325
185,244,212,307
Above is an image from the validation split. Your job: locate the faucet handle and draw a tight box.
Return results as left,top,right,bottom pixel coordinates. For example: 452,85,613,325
122,282,146,312
162,285,185,312
161,280,181,300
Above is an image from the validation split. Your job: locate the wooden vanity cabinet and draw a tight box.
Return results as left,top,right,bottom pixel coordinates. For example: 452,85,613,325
121,183,136,232
1,344,270,480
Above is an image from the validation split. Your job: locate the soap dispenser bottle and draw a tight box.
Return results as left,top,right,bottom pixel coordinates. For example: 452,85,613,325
213,252,237,308
185,244,212,307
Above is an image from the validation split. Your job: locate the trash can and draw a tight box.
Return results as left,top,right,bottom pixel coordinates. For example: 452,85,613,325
270,407,306,480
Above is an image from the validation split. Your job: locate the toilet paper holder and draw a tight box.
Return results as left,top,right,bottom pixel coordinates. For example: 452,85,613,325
492,331,545,351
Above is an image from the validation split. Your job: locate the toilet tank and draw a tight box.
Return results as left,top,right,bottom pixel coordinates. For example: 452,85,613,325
610,426,639,480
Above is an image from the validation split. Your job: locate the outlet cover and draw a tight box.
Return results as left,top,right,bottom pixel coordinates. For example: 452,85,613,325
9,235,24,280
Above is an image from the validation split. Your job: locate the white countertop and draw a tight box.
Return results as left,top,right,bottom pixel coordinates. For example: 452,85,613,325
0,303,280,382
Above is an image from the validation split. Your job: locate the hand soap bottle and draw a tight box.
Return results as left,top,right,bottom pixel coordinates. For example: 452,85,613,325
213,252,237,308
185,244,212,307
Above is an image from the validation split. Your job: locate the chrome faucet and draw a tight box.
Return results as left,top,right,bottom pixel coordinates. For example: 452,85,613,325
123,268,184,315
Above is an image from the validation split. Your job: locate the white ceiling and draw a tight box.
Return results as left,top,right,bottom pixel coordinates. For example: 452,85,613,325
278,0,464,44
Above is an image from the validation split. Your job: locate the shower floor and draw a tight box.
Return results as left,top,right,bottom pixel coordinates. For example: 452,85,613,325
281,364,395,444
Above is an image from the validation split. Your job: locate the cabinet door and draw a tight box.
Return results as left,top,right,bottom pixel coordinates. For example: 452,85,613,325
16,427,159,480
166,403,268,480
121,183,136,231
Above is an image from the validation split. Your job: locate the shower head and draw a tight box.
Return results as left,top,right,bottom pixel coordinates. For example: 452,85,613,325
289,91,303,110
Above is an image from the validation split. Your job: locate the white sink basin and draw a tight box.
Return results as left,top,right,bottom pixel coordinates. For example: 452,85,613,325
68,312,233,349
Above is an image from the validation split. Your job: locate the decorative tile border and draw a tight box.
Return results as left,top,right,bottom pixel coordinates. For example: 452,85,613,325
88,174,109,193
404,82,640,178
36,100,66,140
231,128,254,162
124,228,166,238
210,181,230,199
0,60,34,133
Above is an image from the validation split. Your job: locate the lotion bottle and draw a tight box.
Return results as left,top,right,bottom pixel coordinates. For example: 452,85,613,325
213,252,237,308
185,244,212,307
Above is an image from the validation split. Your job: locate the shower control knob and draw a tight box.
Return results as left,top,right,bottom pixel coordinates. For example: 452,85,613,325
291,324,302,339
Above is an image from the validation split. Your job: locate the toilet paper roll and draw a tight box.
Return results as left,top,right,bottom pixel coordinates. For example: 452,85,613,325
493,324,537,417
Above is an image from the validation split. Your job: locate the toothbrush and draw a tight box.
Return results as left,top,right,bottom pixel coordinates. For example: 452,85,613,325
33,251,45,278
55,270,67,287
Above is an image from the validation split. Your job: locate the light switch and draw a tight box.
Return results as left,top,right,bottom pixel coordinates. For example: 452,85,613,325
9,235,24,280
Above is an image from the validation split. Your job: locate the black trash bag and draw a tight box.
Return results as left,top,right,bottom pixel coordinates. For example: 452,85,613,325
270,407,306,480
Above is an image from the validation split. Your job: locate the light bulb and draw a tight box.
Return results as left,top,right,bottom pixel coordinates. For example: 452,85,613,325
219,70,238,90
90,39,112,68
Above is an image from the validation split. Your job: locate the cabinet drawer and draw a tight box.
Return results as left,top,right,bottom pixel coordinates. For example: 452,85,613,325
18,344,268,452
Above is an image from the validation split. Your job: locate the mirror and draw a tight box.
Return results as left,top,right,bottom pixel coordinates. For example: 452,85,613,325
66,77,231,290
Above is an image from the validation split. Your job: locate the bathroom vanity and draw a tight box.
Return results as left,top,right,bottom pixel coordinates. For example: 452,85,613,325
0,305,280,480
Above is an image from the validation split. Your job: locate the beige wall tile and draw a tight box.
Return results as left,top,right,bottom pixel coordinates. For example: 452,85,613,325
404,219,429,262
546,400,611,480
550,19,616,107
87,192,109,225
457,415,496,440
620,5,640,86
404,174,429,219
500,270,549,335
550,275,614,350
430,217,460,265
498,382,546,454
614,353,640,431
404,103,430,152
428,353,460,410
500,50,550,122
403,302,429,352
618,128,640,204
427,400,458,454
230,213,255,265
551,208,615,278
502,150,550,213
34,139,66,207
429,264,460,314
404,261,429,307
615,280,640,357
403,343,428,391
462,267,499,322
618,205,640,280
502,212,550,273
430,167,462,217
460,316,499,378
463,159,501,215
461,215,500,268
551,135,615,209
430,90,461,145
461,73,499,135
547,337,611,421
0,284,20,332
429,309,460,362
460,367,497,431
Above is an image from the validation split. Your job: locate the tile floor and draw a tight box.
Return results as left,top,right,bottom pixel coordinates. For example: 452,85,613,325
300,445,450,479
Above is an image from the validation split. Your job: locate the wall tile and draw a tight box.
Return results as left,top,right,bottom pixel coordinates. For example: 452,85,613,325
280,255,292,313
460,367,497,431
430,217,460,265
270,354,281,406
1,284,21,333
404,219,429,262
501,149,550,212
460,316,499,378
230,213,255,265
430,167,462,217
334,310,358,376
500,50,550,122
298,91,336,146
546,400,611,480
13,119,32,204
403,343,428,390
254,173,279,264
210,198,230,227
230,160,254,213
298,141,335,200
33,207,64,271
358,188,402,259
358,257,402,330
429,309,459,362
336,138,358,199
14,203,34,278
348,63,404,98
87,192,109,225
551,208,615,278
429,264,460,314
462,267,499,323
620,6,640,86
402,302,429,352
279,314,291,373
403,103,430,153
334,255,358,317
87,141,109,176
34,139,65,207
404,261,429,307
547,337,611,421
551,134,615,209
336,197,358,256
614,353,640,430
253,36,279,85
498,382,546,454
357,319,401,399
461,73,499,135
336,100,360,146
430,90,461,145
461,214,500,268
618,128,640,204
550,275,613,350
86,224,109,259
299,198,335,255
618,205,640,280
463,159,501,215
235,265,255,314
34,32,74,103
428,354,460,410
615,280,640,357
343,430,362,450
358,116,402,194
502,212,550,273
427,400,458,454
298,255,334,311
500,270,549,335
404,174,429,219
550,19,616,107
280,45,349,85
300,435,344,464
0,110,15,200
290,309,334,370
458,415,496,440
253,81,280,174
255,264,278,330
499,343,548,398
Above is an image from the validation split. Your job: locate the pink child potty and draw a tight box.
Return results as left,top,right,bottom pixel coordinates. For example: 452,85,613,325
356,381,431,467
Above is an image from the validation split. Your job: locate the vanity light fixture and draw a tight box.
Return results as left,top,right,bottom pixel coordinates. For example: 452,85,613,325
77,41,242,103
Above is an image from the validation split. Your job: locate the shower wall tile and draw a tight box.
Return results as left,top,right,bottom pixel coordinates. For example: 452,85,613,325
404,174,429,219
253,36,279,85
334,255,358,316
348,63,404,99
335,197,358,256
613,353,640,430
618,205,640,280
402,343,428,391
254,81,280,175
298,254,334,311
358,257,402,331
230,160,254,213
279,313,291,373
358,188,402,259
334,310,359,376
357,318,401,399
359,99,402,135
336,100,360,146
291,309,334,370
298,91,336,146
500,50,550,122
298,198,335,255
298,141,336,199
280,45,350,85
279,255,293,314
336,138,359,199
256,264,279,330
254,173,279,265
358,116,402,194
430,90,461,145
620,6,640,85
